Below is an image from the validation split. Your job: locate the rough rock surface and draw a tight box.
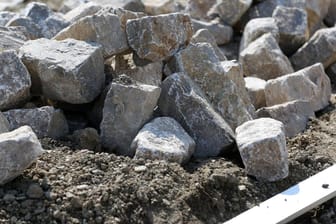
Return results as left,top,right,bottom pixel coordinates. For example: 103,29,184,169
0,126,44,185
265,63,331,111
240,33,294,80
0,11,16,26
71,128,101,152
325,0,336,26
142,0,182,15
0,26,28,51
63,2,102,23
236,118,288,182
90,0,145,12
131,117,195,164
0,112,9,134
100,76,161,156
126,13,193,61
305,0,331,34
185,0,216,21
19,38,104,104
158,73,235,158
245,77,266,110
6,16,43,40
3,106,68,139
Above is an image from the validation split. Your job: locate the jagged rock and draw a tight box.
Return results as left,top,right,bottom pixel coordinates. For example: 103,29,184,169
100,75,161,156
185,0,216,21
54,12,129,58
208,0,252,26
6,16,43,39
192,19,232,45
0,26,28,51
3,106,68,139
126,13,193,61
71,128,101,152
272,6,309,55
240,33,294,80
0,50,31,110
158,73,235,158
20,38,104,104
265,63,331,112
142,0,182,15
325,0,336,26
290,27,336,70
0,112,9,134
0,11,16,26
90,0,145,12
0,126,44,185
63,2,102,23
236,118,288,182
244,77,266,110
256,100,315,137
131,117,195,164
305,0,331,34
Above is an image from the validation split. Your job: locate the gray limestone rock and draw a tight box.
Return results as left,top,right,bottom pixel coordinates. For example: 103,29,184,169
6,16,43,39
185,0,216,21
71,128,101,152
0,26,28,51
63,2,102,23
90,0,145,12
0,11,17,26
131,117,195,164
236,118,288,182
142,0,182,15
305,0,331,34
244,77,266,110
192,19,232,45
19,38,104,104
0,112,9,134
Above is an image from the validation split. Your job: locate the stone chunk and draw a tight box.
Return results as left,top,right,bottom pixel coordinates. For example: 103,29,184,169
3,106,68,139
142,0,182,15
239,33,294,80
100,76,161,156
90,0,145,12
265,63,331,112
185,0,216,21
6,16,43,39
0,26,28,51
0,126,44,185
71,128,101,152
158,73,235,158
290,27,336,70
244,77,266,110
126,13,193,61
192,19,232,45
256,100,315,137
236,118,288,182
305,0,331,33
131,117,195,164
63,2,102,23
0,112,9,134
20,38,104,104
0,50,31,110
0,11,16,26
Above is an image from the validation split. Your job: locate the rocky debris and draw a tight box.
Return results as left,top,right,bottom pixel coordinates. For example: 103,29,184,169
191,19,232,45
256,100,315,137
0,26,28,51
91,0,145,12
0,50,31,110
126,13,193,61
0,11,16,26
3,106,68,139
100,76,161,156
71,128,101,152
0,126,44,185
245,77,266,110
19,38,104,104
236,118,288,182
6,16,43,40
240,17,279,53
208,0,252,26
131,117,195,164
158,73,235,158
265,63,331,111
0,112,9,134
291,27,336,70
240,33,294,80
63,2,102,23
26,183,44,199
272,6,309,55
142,0,182,15
185,0,216,21
305,0,331,34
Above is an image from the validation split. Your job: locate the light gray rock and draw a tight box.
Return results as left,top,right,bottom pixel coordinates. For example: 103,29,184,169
185,0,216,21
0,11,17,26
100,75,161,156
131,117,195,164
126,13,193,61
272,6,309,55
236,118,288,182
71,128,101,152
90,0,145,12
54,13,129,58
142,0,182,15
0,126,44,185
0,50,31,110
290,27,336,70
6,16,43,40
0,112,9,134
0,26,28,51
239,33,294,80
19,38,104,104
256,100,315,137
63,2,102,23
265,63,331,112
244,77,266,110
158,73,235,158
208,0,252,26
3,106,68,139
192,19,233,45
305,0,331,34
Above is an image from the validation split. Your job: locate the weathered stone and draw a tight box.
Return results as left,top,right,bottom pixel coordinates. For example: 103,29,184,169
0,0,23,11
0,11,16,26
185,0,216,21
100,76,161,156
208,0,252,26
59,0,86,13
63,2,102,23
239,33,294,80
20,38,104,104
0,26,28,51
290,27,336,70
0,126,44,185
90,0,145,12
192,19,232,45
126,13,193,61
236,118,288,182
142,0,182,15
272,6,309,55
240,17,279,53
325,0,336,26
131,117,195,164
306,0,331,34
26,183,44,199
0,50,31,110
256,100,315,137
0,112,9,134
6,16,43,39
3,106,68,139
244,77,266,110
54,13,129,58
71,128,101,152
265,63,331,112
158,73,235,158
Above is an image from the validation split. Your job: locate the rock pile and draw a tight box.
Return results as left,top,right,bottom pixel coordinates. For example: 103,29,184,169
0,0,334,183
